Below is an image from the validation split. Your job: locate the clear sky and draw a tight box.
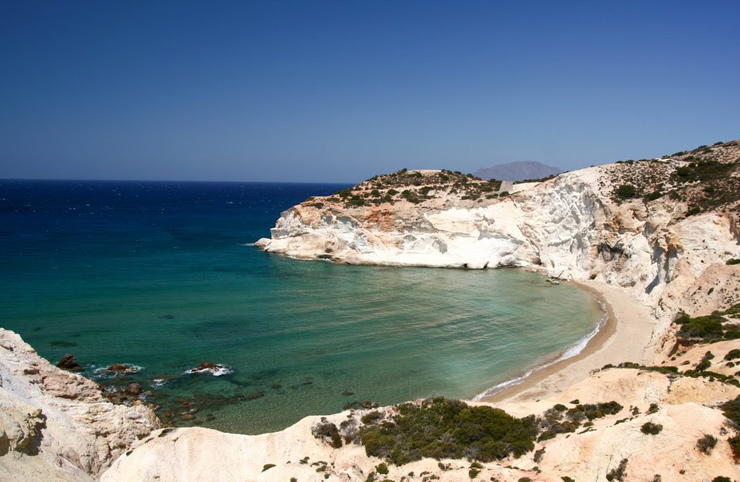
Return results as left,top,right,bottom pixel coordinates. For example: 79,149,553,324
1,1,739,183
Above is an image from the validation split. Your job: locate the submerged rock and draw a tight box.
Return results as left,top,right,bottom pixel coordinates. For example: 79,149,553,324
106,363,137,374
125,383,143,396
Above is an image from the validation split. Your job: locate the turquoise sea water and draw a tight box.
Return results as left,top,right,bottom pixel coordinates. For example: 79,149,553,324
0,180,602,434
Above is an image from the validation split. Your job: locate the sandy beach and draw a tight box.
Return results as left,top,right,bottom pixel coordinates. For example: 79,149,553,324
481,279,658,403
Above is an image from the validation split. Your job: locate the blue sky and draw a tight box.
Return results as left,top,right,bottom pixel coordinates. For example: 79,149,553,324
1,1,739,183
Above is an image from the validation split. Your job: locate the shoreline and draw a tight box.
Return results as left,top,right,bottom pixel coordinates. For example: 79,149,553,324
479,279,656,404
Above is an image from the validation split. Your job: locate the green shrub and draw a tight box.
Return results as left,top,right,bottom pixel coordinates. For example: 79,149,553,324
312,421,343,448
725,349,740,361
696,434,717,454
376,463,389,475
677,315,724,340
728,435,740,461
686,206,701,216
640,422,663,435
606,458,628,481
721,396,740,427
696,351,715,371
647,403,659,414
645,190,663,201
262,464,275,472
561,477,576,482
728,259,740,266
712,477,732,482
616,184,637,199
358,397,538,465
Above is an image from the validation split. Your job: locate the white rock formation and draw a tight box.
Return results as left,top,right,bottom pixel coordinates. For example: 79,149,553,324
0,329,159,481
257,158,740,336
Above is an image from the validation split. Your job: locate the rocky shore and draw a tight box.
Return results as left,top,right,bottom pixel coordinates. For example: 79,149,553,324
0,329,159,481
3,139,740,481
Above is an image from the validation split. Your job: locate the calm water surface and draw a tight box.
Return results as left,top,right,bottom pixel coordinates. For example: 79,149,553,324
0,180,602,433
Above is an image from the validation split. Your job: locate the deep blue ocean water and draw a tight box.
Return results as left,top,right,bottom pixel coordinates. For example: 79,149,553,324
0,180,602,434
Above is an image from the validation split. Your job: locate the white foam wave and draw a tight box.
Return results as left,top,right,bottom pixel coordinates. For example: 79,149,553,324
151,378,168,389
184,364,234,377
91,364,143,379
472,302,608,401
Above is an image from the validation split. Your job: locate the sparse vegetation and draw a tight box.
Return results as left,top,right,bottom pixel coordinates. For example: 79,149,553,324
537,401,623,441
606,458,628,481
696,434,717,454
311,169,503,209
312,420,343,448
673,307,740,343
616,184,638,200
640,422,663,435
358,397,538,465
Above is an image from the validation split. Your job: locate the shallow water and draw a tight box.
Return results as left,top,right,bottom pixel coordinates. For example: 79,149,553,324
0,180,602,434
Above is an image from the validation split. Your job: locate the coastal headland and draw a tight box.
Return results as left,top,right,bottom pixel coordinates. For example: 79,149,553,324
3,139,740,481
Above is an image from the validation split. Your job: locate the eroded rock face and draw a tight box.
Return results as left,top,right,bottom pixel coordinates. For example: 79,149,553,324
0,328,159,481
101,368,740,482
258,149,740,336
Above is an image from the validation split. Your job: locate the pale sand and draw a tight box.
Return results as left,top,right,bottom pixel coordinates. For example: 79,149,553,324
481,280,657,403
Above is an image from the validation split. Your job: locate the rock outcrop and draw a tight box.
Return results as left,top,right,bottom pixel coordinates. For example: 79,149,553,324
9,139,740,481
257,140,740,335
0,328,159,481
101,367,740,481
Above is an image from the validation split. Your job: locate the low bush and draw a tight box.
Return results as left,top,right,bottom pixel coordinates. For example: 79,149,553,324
725,349,740,361
640,422,663,435
695,351,715,371
358,397,538,465
696,434,717,454
312,421,343,448
606,458,628,481
728,435,740,461
728,259,740,266
616,184,637,199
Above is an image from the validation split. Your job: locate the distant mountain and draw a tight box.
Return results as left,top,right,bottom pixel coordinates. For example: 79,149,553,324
474,161,562,182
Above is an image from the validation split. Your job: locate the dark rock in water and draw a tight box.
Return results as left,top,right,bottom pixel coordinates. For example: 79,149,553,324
180,413,194,421
57,354,82,371
50,340,77,348
125,383,143,395
185,362,231,376
205,414,216,422
107,363,134,373
271,383,283,389
341,390,354,396
160,314,175,320
247,392,264,400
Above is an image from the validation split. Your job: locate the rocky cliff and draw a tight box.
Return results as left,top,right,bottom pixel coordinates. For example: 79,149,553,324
0,329,159,481
6,139,740,482
257,141,740,334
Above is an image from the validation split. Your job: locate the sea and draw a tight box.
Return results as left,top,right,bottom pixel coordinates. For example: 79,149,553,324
0,179,604,434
